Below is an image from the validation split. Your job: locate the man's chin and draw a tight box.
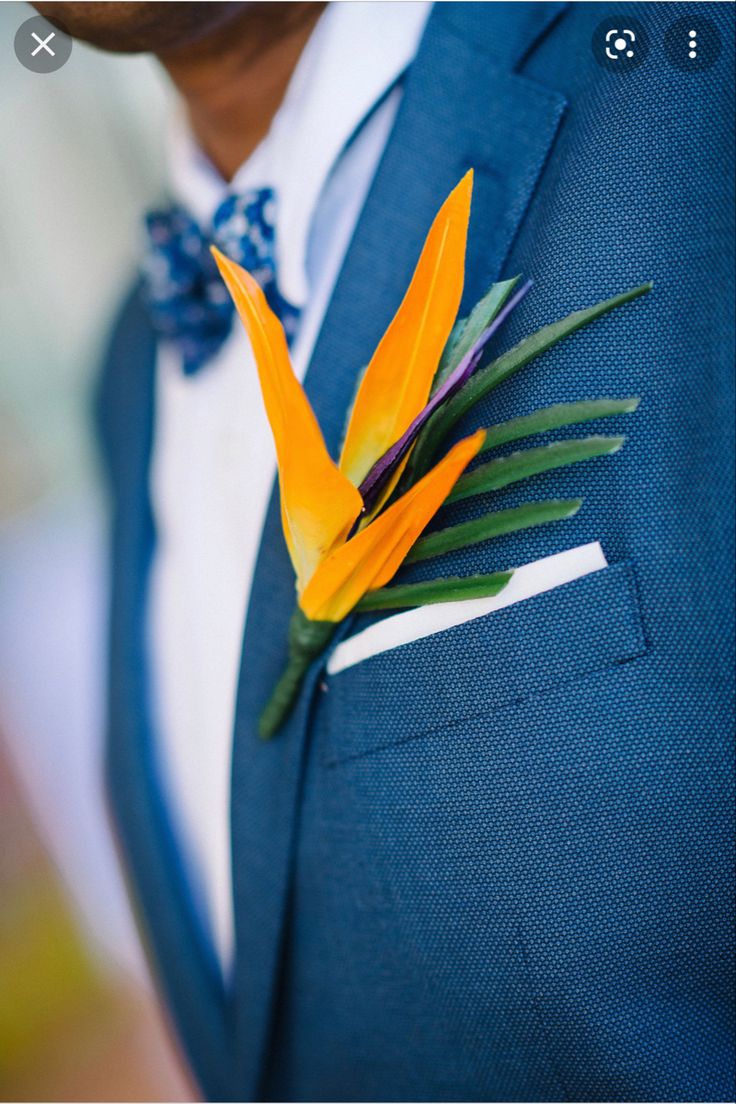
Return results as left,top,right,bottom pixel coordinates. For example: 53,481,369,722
32,1,250,54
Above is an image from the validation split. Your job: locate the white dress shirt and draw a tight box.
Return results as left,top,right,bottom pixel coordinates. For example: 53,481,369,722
148,2,430,979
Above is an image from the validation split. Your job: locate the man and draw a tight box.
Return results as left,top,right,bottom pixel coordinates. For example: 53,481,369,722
37,2,734,1101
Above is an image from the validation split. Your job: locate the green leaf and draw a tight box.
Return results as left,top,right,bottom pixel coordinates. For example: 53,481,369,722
357,571,514,611
478,398,639,453
448,435,625,503
431,319,466,393
431,277,520,394
409,282,652,481
405,498,582,564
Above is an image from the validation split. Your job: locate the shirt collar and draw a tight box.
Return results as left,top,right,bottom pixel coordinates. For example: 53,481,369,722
166,1,431,309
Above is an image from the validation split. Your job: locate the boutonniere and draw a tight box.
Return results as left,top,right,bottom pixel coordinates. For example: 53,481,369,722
212,171,651,738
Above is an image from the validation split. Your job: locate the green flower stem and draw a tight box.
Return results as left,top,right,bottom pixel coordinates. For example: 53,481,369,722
259,651,313,740
258,609,336,739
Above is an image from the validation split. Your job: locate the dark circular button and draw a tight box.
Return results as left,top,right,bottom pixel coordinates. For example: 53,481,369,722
14,15,72,74
592,17,650,71
664,16,722,73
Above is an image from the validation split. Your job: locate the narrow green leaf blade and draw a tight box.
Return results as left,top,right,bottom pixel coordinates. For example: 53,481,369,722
357,571,513,611
448,435,625,503
410,282,652,479
479,398,639,453
430,319,466,394
432,277,520,393
405,498,582,564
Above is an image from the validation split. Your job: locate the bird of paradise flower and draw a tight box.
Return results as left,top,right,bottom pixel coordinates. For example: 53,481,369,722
212,171,650,737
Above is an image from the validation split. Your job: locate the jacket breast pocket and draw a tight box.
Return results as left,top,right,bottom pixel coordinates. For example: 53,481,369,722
319,561,648,767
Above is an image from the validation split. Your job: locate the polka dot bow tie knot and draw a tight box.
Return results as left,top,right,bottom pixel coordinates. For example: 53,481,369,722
141,188,301,375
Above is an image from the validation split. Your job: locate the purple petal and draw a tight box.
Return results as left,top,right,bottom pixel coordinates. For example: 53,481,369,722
358,279,533,514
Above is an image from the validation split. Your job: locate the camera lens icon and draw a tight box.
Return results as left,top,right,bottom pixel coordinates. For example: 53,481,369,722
592,17,650,71
606,28,636,59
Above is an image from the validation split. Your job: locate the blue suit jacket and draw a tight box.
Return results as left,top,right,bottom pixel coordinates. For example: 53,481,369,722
96,4,735,1100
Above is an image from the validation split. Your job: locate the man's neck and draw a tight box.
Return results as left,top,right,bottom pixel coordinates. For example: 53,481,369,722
159,3,326,181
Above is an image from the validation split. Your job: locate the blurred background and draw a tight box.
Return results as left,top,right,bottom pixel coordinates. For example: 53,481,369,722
0,3,194,1098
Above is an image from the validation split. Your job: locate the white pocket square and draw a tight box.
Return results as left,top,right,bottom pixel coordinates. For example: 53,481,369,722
327,541,608,675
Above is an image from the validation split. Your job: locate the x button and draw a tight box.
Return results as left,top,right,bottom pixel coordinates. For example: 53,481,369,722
31,31,57,57
15,15,72,73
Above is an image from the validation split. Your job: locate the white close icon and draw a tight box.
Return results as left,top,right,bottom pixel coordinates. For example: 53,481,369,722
605,27,636,59
30,30,56,56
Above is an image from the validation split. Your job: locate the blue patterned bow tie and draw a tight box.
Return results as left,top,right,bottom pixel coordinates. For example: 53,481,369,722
141,188,301,375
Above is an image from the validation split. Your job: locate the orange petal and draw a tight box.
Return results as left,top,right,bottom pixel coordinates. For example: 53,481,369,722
339,171,473,488
211,247,362,589
301,430,485,621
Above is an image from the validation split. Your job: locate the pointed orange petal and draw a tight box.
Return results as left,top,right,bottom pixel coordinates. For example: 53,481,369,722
301,430,485,622
212,247,362,589
339,171,473,488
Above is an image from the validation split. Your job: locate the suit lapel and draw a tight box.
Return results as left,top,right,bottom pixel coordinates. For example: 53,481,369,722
231,3,568,1097
103,289,236,1100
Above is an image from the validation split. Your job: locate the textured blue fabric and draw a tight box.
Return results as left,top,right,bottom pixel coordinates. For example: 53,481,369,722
97,3,735,1100
96,284,237,1098
141,189,300,374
